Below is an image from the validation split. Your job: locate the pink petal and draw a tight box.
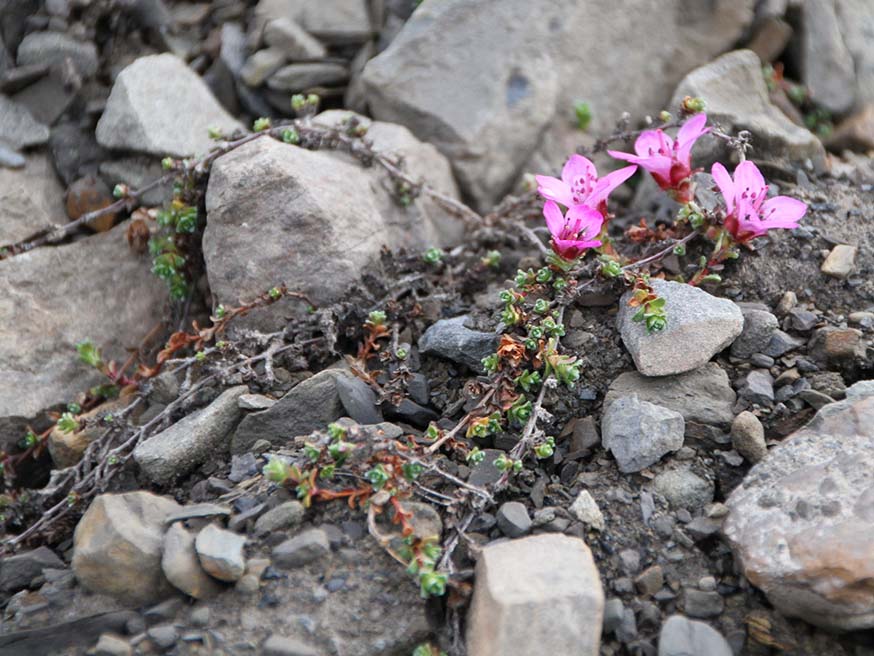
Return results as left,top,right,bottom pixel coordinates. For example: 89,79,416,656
561,154,597,186
733,160,766,199
761,196,807,227
634,154,674,183
588,164,638,206
711,162,736,214
535,174,574,207
607,149,644,165
676,113,709,163
542,200,566,238
634,130,672,157
565,204,605,239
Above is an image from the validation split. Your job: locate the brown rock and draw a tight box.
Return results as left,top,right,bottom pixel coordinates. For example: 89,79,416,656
826,104,874,153
162,523,224,599
811,326,865,364
746,17,793,63
724,390,874,630
821,244,858,279
65,175,117,232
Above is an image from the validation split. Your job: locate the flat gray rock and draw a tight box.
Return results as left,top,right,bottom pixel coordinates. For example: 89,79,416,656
617,280,743,377
16,31,98,78
96,53,245,157
601,395,685,473
418,315,498,373
0,94,49,150
0,152,65,244
658,614,732,656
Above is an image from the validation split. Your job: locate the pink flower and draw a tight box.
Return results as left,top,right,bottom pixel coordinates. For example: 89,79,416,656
712,161,806,242
608,113,709,203
535,154,637,217
543,200,604,261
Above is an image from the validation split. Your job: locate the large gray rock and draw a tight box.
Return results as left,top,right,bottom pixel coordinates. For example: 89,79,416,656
467,534,604,656
602,395,685,473
204,117,463,329
73,492,181,605
836,0,874,106
0,94,49,151
361,0,752,209
133,386,247,484
801,0,856,114
617,280,743,377
658,615,732,656
232,369,348,453
0,152,65,244
16,31,99,78
724,390,874,630
604,363,736,428
418,315,498,372
670,50,826,170
96,54,244,157
0,222,166,449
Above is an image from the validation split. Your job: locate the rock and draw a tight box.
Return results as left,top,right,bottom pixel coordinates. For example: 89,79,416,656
65,175,117,232
418,315,498,372
652,469,715,511
730,411,767,463
147,624,178,650
740,370,775,405
99,157,171,207
602,395,685,473
272,528,331,568
467,449,506,487
724,389,874,630
267,0,370,43
262,634,320,656
263,17,326,59
0,223,166,444
165,503,232,524
0,152,65,244
232,369,348,453
133,386,247,484
362,0,752,209
827,103,874,152
604,363,736,428
253,500,305,534
569,490,605,531
195,524,247,582
49,397,133,468
821,244,857,279
635,565,664,597
603,598,625,635
658,615,732,656
0,143,25,169
801,0,856,114
811,327,865,365
617,280,743,377
240,47,287,86
730,308,779,359
335,376,382,424
204,124,461,326
670,50,826,170
161,523,224,599
94,633,132,656
72,492,181,605
96,54,244,157
16,31,98,78
0,94,49,150
746,16,793,63
238,393,276,410
268,62,347,91
495,501,531,538
0,546,64,594
763,330,805,357
788,308,819,332
467,534,604,656
683,589,724,619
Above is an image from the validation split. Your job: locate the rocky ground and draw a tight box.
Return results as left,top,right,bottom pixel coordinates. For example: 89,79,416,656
2,1,874,655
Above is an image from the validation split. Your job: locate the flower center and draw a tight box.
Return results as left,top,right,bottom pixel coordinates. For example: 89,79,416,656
570,174,597,204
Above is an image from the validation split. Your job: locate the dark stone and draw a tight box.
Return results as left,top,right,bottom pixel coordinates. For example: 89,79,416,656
0,547,63,594
336,376,383,425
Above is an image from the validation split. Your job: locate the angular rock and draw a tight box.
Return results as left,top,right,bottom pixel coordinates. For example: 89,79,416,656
133,386,246,484
272,528,330,568
253,500,305,534
0,546,64,594
827,102,874,153
658,615,732,656
161,523,224,599
801,0,856,114
821,244,857,279
618,280,743,377
670,50,826,170
495,501,531,538
94,633,133,656
0,223,166,444
362,0,752,209
652,468,715,511
96,54,244,157
72,492,181,605
604,363,736,428
263,17,326,59
99,157,171,207
418,315,498,372
730,307,779,359
262,634,320,656
195,524,247,582
0,94,49,150
204,124,461,327
240,47,287,87
602,395,685,473
232,369,348,453
740,370,775,405
724,390,874,630
16,31,98,78
0,152,65,244
569,490,605,531
763,329,805,357
467,534,604,656
261,0,370,43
